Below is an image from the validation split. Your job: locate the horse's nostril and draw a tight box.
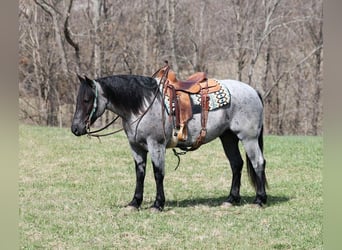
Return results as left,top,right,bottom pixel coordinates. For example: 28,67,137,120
71,125,80,136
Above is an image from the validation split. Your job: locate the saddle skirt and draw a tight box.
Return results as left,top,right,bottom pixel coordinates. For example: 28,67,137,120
191,79,231,110
163,79,230,147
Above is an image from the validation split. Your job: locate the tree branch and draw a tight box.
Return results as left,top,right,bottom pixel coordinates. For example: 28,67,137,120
263,44,323,99
63,0,80,69
33,0,53,17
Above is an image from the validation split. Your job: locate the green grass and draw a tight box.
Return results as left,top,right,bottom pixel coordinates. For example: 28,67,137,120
19,124,322,249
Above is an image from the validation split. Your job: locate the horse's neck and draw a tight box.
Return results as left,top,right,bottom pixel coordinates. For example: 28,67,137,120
105,101,129,120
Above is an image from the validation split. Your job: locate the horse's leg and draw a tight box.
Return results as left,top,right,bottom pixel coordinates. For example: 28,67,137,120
241,137,267,207
219,130,244,206
127,145,147,209
148,140,166,211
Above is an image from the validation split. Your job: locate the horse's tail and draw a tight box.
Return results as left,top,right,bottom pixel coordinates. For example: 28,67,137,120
246,91,268,190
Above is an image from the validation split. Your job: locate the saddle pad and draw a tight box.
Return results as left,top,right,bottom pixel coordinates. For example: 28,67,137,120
191,80,231,110
163,80,231,113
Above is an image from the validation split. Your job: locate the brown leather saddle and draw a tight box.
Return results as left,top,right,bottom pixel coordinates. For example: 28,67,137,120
154,64,221,150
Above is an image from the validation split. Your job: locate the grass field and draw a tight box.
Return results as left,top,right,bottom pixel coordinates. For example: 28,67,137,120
19,124,322,249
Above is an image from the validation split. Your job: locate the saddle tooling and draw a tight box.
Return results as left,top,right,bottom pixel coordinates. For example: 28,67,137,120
154,64,230,150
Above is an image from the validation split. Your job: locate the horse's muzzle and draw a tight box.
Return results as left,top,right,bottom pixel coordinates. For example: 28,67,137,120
71,124,86,136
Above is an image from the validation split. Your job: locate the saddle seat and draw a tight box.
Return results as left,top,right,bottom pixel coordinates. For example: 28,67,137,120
169,71,206,93
167,71,219,93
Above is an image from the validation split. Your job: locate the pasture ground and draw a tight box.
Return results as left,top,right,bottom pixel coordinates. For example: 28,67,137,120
19,124,322,249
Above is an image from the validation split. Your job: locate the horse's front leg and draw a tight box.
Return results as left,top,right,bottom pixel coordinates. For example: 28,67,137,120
128,145,147,209
148,141,166,211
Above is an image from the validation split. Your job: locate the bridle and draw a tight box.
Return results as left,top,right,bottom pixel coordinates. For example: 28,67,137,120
85,80,124,139
85,80,98,131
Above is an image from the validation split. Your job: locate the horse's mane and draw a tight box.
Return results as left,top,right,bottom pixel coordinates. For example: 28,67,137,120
97,75,158,115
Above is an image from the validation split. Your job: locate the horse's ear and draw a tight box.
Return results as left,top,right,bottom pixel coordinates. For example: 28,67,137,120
77,74,85,83
84,75,95,89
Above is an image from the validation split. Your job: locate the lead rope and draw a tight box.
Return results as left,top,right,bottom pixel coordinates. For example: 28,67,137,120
172,148,187,170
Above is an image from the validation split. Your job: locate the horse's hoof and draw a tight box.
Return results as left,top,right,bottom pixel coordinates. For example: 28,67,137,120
150,206,163,213
221,202,234,208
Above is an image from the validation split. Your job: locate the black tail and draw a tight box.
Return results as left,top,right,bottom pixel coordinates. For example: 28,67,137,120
246,91,268,190
246,125,268,190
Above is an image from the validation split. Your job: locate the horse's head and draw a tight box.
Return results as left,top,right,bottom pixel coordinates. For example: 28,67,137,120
71,75,104,136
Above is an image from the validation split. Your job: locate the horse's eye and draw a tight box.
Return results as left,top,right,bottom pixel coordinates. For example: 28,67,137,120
83,98,90,103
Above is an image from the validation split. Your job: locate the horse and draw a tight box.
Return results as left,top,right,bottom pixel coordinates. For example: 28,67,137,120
71,68,267,211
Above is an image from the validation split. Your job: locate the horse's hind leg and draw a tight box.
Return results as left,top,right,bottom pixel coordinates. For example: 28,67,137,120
241,137,267,207
219,130,244,206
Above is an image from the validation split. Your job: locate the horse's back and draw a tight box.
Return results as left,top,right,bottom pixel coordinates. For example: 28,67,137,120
220,79,261,102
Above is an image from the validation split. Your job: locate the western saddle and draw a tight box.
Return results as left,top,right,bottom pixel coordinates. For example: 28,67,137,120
154,63,221,150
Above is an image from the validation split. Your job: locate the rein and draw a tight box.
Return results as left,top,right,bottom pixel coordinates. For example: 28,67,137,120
86,115,123,139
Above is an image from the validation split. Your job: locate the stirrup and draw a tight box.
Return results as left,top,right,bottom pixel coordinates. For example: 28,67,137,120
177,124,188,141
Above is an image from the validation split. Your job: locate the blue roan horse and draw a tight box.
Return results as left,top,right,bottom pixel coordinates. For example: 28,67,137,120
71,68,267,211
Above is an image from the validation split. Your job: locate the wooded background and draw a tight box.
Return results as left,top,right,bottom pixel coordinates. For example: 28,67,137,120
19,0,323,135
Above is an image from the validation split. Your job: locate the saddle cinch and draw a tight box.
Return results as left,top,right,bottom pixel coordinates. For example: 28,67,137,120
159,67,221,150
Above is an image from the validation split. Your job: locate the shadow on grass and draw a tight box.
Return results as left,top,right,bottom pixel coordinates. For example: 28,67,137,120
166,195,290,208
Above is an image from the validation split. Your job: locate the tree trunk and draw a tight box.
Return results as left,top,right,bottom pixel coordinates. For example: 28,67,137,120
92,0,101,78
142,4,149,75
166,0,178,72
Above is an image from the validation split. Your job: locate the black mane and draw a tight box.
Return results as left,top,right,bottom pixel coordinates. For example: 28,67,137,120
97,75,158,115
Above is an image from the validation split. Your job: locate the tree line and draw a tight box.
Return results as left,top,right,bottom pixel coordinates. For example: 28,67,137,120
19,0,323,135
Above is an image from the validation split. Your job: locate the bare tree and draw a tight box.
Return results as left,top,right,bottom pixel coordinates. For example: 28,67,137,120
19,0,323,135
165,0,179,72
64,0,80,73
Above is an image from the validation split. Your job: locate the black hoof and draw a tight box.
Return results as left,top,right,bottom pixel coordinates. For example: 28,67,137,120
127,199,141,210
225,194,241,205
151,200,164,212
253,195,267,208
